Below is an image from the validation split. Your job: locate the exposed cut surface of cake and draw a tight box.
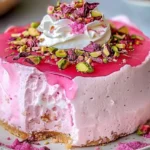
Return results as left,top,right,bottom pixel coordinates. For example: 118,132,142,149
0,0,150,147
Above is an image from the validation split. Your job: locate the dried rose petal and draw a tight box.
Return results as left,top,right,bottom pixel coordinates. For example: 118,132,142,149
84,42,100,52
60,4,74,14
67,49,77,61
86,2,99,10
70,22,85,34
13,52,31,60
92,57,102,63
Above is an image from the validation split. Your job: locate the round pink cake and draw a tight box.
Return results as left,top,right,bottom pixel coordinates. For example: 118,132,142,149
0,0,150,147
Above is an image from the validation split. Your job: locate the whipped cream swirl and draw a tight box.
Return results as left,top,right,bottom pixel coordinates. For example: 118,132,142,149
38,14,111,49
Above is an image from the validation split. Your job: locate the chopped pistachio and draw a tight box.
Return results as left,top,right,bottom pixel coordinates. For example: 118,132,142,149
57,58,70,70
26,55,42,65
131,35,144,41
18,45,27,53
30,22,40,28
22,31,30,37
112,46,119,52
41,47,47,54
48,47,58,54
91,10,102,17
102,45,110,57
110,23,116,30
12,39,27,45
113,34,125,40
114,52,120,57
11,33,21,38
103,58,108,64
86,58,92,64
51,54,57,60
116,44,126,49
28,28,40,37
75,49,84,56
55,50,67,58
76,62,94,73
118,26,129,34
16,37,22,41
90,51,102,58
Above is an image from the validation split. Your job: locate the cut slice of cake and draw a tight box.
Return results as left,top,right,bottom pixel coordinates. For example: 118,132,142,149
0,0,150,147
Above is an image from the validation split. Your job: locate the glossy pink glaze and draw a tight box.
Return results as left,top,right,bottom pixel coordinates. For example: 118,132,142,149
0,21,150,80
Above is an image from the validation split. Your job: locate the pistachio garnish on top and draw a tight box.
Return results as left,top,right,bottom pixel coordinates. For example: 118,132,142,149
7,20,144,74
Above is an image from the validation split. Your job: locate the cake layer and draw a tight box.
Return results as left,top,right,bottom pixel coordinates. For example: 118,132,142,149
0,52,150,146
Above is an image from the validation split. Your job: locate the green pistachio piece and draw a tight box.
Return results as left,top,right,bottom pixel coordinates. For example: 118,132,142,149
112,46,119,52
18,45,27,53
56,0,60,6
75,50,84,56
118,26,129,34
103,58,108,64
102,45,110,57
131,35,144,41
12,39,27,45
27,56,42,65
48,47,58,54
110,23,116,30
113,34,125,40
28,28,40,37
30,22,40,28
90,51,102,58
91,10,102,17
57,59,70,70
41,47,48,54
55,50,67,58
22,31,30,37
114,52,120,57
116,44,126,49
76,62,94,73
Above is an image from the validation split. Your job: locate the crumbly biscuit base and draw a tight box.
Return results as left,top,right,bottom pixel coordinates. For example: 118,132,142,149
0,119,128,148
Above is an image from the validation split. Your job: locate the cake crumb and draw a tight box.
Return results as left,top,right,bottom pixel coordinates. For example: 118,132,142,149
7,137,11,140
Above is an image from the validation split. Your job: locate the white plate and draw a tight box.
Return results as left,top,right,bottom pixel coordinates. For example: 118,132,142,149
0,126,150,150
124,0,150,6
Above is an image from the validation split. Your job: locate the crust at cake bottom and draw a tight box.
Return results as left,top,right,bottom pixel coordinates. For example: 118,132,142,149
0,120,129,147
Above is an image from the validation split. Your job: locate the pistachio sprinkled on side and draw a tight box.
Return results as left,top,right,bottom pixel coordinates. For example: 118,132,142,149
76,62,94,73
26,56,42,65
30,22,40,28
118,26,129,34
75,50,84,56
116,44,126,49
57,58,70,69
91,10,102,17
7,19,144,74
102,44,110,57
90,51,102,58
55,50,67,58
28,28,40,37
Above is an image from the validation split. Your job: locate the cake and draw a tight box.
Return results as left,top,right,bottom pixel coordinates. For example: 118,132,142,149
0,0,150,148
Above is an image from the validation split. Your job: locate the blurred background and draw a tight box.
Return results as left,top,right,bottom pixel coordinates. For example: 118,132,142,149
0,0,150,36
